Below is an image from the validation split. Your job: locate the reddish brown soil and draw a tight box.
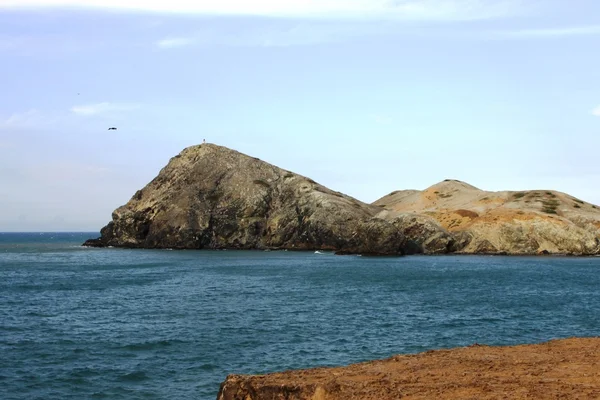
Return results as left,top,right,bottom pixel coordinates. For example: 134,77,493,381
217,338,600,400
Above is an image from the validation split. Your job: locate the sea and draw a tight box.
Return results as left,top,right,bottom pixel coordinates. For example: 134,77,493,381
1,232,599,400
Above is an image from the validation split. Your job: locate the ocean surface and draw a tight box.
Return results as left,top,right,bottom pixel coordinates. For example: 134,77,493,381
1,232,599,400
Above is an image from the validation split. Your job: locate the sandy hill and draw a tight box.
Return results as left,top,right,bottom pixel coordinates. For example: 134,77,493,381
373,179,600,255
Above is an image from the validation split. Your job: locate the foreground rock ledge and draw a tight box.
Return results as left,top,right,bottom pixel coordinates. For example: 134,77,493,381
217,338,600,400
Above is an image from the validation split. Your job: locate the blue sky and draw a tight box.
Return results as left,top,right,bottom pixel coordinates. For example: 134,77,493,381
1,0,599,231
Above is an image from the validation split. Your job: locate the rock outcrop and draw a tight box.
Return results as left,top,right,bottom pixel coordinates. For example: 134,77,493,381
84,144,409,255
375,210,465,254
374,179,600,255
216,337,600,400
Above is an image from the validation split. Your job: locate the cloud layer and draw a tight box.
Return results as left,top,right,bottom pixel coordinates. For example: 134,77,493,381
70,102,140,116
0,0,524,21
155,22,386,49
0,109,61,129
593,105,600,117
500,25,600,38
156,37,195,49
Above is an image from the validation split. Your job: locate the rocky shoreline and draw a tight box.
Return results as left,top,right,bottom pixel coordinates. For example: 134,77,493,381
217,337,600,400
81,243,600,258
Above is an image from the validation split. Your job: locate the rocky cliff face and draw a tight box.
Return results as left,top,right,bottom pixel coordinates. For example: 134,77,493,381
84,144,413,254
374,180,600,255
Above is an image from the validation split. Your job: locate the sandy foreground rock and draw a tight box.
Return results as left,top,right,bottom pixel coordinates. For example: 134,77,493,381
217,337,600,400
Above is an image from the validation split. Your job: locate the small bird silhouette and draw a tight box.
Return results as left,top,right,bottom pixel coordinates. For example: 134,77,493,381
108,127,117,131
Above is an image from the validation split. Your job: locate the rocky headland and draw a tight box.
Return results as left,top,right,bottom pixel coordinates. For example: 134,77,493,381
217,337,600,400
84,144,420,254
84,144,600,255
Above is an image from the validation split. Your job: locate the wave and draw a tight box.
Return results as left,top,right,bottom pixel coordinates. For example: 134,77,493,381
118,371,149,382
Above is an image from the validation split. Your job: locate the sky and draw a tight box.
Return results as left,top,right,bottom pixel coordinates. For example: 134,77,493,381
1,0,599,231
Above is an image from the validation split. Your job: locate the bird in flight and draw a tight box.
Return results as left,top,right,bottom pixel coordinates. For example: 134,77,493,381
108,127,117,131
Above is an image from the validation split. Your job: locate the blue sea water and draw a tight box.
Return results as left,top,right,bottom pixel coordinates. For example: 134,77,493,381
1,232,599,400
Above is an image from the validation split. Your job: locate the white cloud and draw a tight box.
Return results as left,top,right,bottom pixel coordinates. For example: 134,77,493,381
1,104,140,132
592,105,600,117
156,37,195,49
0,109,59,129
70,102,140,116
500,25,600,38
0,0,526,21
0,33,93,55
156,23,377,49
2,109,40,126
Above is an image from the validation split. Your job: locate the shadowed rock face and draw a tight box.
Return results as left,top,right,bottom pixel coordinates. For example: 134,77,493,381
375,210,467,254
84,144,411,255
374,179,600,255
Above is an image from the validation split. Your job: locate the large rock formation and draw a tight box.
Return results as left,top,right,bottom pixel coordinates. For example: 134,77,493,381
84,145,599,256
374,179,600,255
216,338,600,400
84,144,411,254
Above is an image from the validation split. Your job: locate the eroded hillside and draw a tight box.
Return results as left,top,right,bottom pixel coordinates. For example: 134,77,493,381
374,180,600,255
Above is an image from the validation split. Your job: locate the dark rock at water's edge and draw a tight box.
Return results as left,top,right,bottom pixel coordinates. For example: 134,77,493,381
82,238,104,247
84,144,459,255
